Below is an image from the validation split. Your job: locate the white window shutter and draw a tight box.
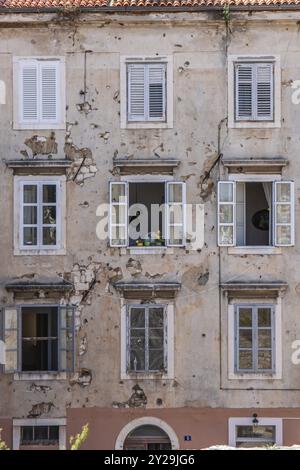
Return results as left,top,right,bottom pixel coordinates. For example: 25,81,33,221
21,62,38,122
148,64,165,121
59,306,75,372
236,182,245,246
256,63,273,120
166,182,186,247
109,182,128,247
3,307,18,373
41,62,58,122
273,181,294,246
128,64,145,121
235,64,253,120
218,181,236,246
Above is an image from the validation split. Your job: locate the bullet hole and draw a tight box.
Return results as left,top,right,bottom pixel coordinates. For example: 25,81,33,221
184,61,190,67
156,398,163,406
202,334,206,338
163,33,166,37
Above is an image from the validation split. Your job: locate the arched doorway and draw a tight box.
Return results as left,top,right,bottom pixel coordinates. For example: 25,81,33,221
115,417,179,450
124,425,172,450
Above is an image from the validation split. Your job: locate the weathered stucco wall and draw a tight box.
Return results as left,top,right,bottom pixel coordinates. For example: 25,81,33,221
0,10,300,427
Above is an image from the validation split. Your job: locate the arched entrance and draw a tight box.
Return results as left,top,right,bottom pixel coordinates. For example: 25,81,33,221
115,417,179,450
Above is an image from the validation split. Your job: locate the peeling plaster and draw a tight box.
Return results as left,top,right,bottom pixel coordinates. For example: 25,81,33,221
24,132,58,157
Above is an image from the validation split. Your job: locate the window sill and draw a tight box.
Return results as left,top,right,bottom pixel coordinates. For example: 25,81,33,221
121,372,173,380
14,248,66,256
14,372,67,381
228,246,282,255
126,246,174,255
229,121,280,129
228,372,281,380
122,121,173,130
13,123,66,131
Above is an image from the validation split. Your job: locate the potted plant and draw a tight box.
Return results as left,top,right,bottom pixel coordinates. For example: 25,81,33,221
155,230,163,246
135,237,143,247
143,237,151,247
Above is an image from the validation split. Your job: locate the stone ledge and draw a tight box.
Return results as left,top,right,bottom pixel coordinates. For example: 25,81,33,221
113,158,180,175
113,281,181,299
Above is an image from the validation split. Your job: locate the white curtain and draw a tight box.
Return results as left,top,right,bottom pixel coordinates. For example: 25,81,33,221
262,182,272,208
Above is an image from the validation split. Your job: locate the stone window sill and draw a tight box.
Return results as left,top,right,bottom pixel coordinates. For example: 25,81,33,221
14,372,67,381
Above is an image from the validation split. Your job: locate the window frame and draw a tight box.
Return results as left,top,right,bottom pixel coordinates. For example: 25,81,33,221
228,418,283,448
13,418,66,450
120,55,173,129
13,56,66,130
228,55,281,129
234,304,275,374
121,302,174,380
14,175,66,255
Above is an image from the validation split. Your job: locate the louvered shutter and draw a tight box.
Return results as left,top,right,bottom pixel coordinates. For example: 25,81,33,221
59,306,75,372
218,181,236,246
273,181,295,246
128,64,145,121
148,64,165,121
21,62,38,122
256,63,273,120
235,64,253,120
3,307,19,373
109,182,128,247
41,62,58,122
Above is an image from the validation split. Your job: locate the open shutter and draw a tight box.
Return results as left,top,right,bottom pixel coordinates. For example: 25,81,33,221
41,62,59,123
166,182,186,247
3,307,19,373
256,63,273,120
163,307,168,372
236,182,245,246
59,306,75,372
21,62,38,122
235,64,253,120
148,64,165,121
109,182,128,247
274,181,295,246
128,64,145,121
218,181,236,246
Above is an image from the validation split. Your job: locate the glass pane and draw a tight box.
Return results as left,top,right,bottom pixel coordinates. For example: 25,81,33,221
169,205,183,224
130,308,145,328
34,426,48,441
239,308,252,327
219,205,233,224
21,426,33,444
236,441,275,448
24,185,37,203
130,345,145,371
239,329,252,348
23,227,37,246
168,184,182,203
258,308,271,327
276,204,291,224
49,426,59,442
169,225,183,245
149,308,164,327
149,349,164,370
219,183,233,202
258,330,271,348
43,206,56,224
276,183,290,202
258,350,272,370
111,205,126,225
111,226,126,246
43,227,56,245
149,329,164,349
219,225,233,245
5,308,18,329
237,425,275,440
239,350,252,370
111,184,126,203
43,185,56,203
23,206,37,225
276,225,291,244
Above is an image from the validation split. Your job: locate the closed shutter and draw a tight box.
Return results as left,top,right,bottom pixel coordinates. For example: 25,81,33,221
128,64,146,121
109,182,128,247
59,306,75,372
235,64,253,120
218,181,236,246
3,307,19,373
148,64,165,121
41,63,58,122
166,182,186,247
256,64,273,120
21,63,38,122
273,181,295,246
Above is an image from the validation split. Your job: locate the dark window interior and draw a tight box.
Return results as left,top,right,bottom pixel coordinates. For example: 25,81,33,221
124,425,172,450
21,426,59,445
129,182,165,246
22,307,58,372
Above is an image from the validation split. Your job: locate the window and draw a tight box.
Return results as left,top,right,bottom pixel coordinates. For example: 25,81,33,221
218,180,294,247
235,62,273,121
109,181,186,248
120,56,173,129
14,176,66,254
235,305,275,373
13,57,65,129
0,306,74,373
229,418,283,447
124,425,172,450
228,55,280,128
127,306,166,373
20,425,59,446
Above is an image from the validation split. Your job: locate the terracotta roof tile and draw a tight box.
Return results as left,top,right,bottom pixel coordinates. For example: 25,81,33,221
1,0,300,9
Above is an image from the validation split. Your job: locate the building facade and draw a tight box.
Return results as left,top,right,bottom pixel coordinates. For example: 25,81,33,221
1,0,300,449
